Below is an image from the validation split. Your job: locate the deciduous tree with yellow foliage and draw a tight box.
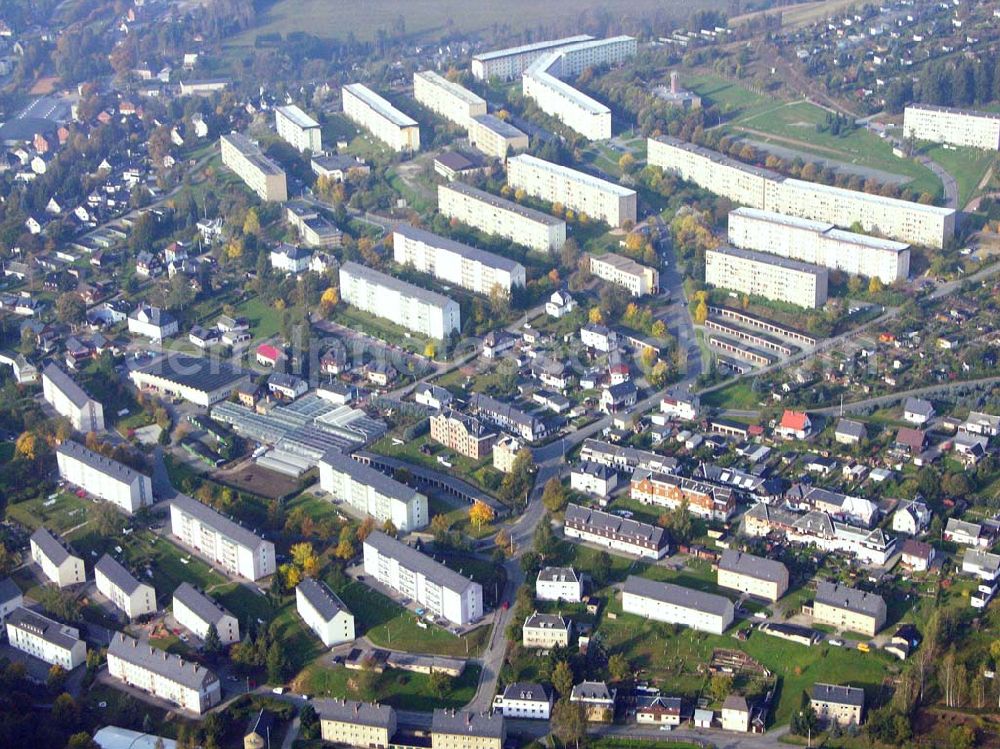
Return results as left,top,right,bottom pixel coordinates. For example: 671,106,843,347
469,500,495,530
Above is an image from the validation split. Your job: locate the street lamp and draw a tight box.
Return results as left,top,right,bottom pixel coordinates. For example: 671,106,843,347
799,711,811,748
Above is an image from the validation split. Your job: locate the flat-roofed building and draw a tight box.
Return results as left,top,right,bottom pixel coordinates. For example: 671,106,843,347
172,582,240,644
393,224,526,294
706,246,828,309
431,709,506,749
716,550,789,602
296,578,355,647
811,683,865,726
362,531,482,625
437,182,565,253
275,104,322,153
311,153,370,182
30,527,85,588
129,355,250,408
42,363,104,432
903,104,1000,150
95,554,156,619
6,606,86,669
563,503,669,559
107,632,221,714
318,450,428,532
220,132,287,202
56,440,153,515
522,612,571,648
342,84,420,153
413,70,486,127
315,699,397,748
589,253,659,296
507,154,636,228
430,409,497,460
468,114,529,159
727,207,910,284
812,581,886,636
536,566,583,602
169,494,276,581
340,261,460,339
622,575,734,634
471,35,594,81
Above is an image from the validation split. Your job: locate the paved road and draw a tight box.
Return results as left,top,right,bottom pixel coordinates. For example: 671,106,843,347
915,153,959,209
811,375,1000,415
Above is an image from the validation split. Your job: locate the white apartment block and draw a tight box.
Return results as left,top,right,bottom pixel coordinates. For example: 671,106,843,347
30,527,85,588
507,154,636,228
493,682,553,720
522,612,571,648
107,633,221,715
716,550,789,602
339,261,460,339
705,245,829,309
172,582,240,644
471,35,594,81
727,207,910,284
468,114,529,159
316,700,398,748
589,253,659,296
220,132,288,202
413,70,486,127
169,494,276,581
95,554,157,620
342,83,420,153
903,104,1000,150
647,135,956,248
0,579,23,625
42,363,105,432
6,607,87,670
318,450,428,532
295,578,356,647
622,575,734,635
275,104,323,153
56,440,153,515
362,531,483,626
393,224,526,295
437,182,566,253
536,567,583,602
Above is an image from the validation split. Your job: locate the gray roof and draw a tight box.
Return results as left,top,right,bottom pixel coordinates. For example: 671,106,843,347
43,362,95,408
904,397,934,417
220,132,285,176
470,393,542,431
501,682,550,703
537,566,578,584
132,354,247,394
836,419,867,438
6,607,81,651
58,440,149,486
439,182,563,225
312,154,366,173
95,554,147,596
340,261,456,310
364,531,477,595
131,304,177,328
811,683,865,707
172,582,233,627
431,709,505,738
623,575,733,618
30,527,78,567
709,245,828,276
170,494,269,551
815,581,885,618
343,83,418,128
509,154,636,198
314,699,396,728
963,548,1000,574
108,632,218,689
722,694,749,713
395,224,525,273
718,550,787,585
471,113,527,139
0,578,22,606
565,504,667,550
275,104,320,129
320,450,420,504
570,681,614,702
524,612,569,631
297,578,350,622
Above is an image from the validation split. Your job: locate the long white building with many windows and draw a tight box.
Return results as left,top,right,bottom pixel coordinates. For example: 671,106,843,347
468,114,529,159
622,575,734,634
903,104,1000,150
95,554,157,620
342,83,420,153
705,245,829,309
362,531,483,626
507,154,636,228
393,224,526,295
339,261,460,339
413,70,486,127
437,182,565,253
220,132,288,202
56,440,153,515
471,35,593,81
589,253,659,296
42,363,104,433
318,450,428,532
275,104,323,153
6,607,87,670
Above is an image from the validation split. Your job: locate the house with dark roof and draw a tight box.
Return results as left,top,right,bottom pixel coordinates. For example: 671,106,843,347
173,582,240,645
296,578,355,647
622,575,734,634
95,554,156,619
493,682,552,719
903,397,934,425
900,539,934,572
314,700,397,747
810,683,865,726
431,709,505,749
564,504,669,559
716,550,789,602
811,581,886,636
569,681,617,723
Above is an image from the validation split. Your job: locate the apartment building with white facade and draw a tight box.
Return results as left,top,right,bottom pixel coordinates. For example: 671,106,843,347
467,114,529,159
727,207,910,284
437,182,566,253
812,581,887,636
0,579,23,626
30,527,85,588
296,578,356,647
172,582,240,644
493,682,553,720
507,154,636,228
318,450,428,532
903,104,1000,150
647,135,955,248
220,132,288,202
42,363,104,432
393,224,526,294
716,550,789,602
275,104,323,153
340,261,460,339
56,440,154,515
471,35,593,80
6,607,87,670
95,554,156,620
362,531,483,626
535,567,583,602
622,575,734,634
705,245,829,309
169,494,275,581
589,253,659,296
342,84,420,153
315,699,398,748
107,632,221,714
413,70,486,127
563,504,669,559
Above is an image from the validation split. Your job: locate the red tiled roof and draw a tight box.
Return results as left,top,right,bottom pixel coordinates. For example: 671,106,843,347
256,343,281,361
780,410,809,431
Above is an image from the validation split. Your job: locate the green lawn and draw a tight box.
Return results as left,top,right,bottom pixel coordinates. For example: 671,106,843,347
296,662,481,711
284,493,344,525
234,296,285,339
700,380,765,410
919,142,997,207
7,492,92,533
211,582,276,624
685,74,777,119
330,305,433,355
370,433,502,500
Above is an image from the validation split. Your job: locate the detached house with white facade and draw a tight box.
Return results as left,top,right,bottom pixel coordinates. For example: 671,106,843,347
30,527,85,588
172,582,240,645
95,554,157,620
296,578,356,648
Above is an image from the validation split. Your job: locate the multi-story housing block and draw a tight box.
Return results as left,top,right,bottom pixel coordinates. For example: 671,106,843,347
903,104,1000,150
467,114,529,159
6,607,86,669
318,450,428,532
296,578,355,647
431,709,506,749
522,612,571,648
471,35,593,80
95,554,156,619
622,575,734,634
705,246,828,309
630,470,736,522
811,684,865,727
56,440,153,514
564,504,669,559
172,582,240,644
30,528,85,588
589,253,659,296
716,550,789,602
535,567,583,602
437,182,565,253
315,699,397,748
469,393,548,442
220,132,288,202
342,84,420,153
42,363,104,432
812,581,886,636
430,409,497,460
413,71,486,127
275,104,322,153
169,495,275,581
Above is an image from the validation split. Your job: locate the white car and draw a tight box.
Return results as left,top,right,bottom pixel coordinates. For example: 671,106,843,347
829,639,844,647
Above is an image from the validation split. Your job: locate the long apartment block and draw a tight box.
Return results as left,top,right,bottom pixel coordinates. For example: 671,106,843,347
437,182,565,253
727,207,910,284
589,253,659,296
622,575,734,635
275,104,322,153
647,135,955,248
220,132,288,202
318,450,428,532
903,104,1000,150
7,607,86,670
705,245,829,309
339,261,460,339
42,363,104,432
471,35,594,81
56,439,153,515
413,70,486,127
393,224,526,294
467,114,529,159
507,154,636,228
342,83,420,153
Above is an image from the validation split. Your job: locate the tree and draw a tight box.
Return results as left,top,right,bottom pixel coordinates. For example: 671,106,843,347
693,298,708,324
266,640,289,683
243,208,261,236
429,670,452,697
52,692,79,727
204,623,222,656
47,664,68,693
469,500,495,531
291,542,320,577
356,657,379,700
552,660,574,698
608,653,631,682
663,500,694,544
320,286,339,313
167,272,194,310
93,502,125,536
55,292,86,325
592,551,612,586
651,320,667,338
300,703,320,740
541,477,567,513
709,673,733,702
424,341,437,358
588,307,603,324
15,431,37,461
868,276,884,295
66,734,100,749
649,360,670,389
533,518,557,558
950,725,976,749
552,699,587,749
494,529,512,556
619,153,636,173
357,517,375,542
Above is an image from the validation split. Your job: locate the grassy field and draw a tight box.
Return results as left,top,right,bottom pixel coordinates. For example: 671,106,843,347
234,296,285,339
729,0,863,30
700,379,765,410
7,492,93,533
919,143,997,207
